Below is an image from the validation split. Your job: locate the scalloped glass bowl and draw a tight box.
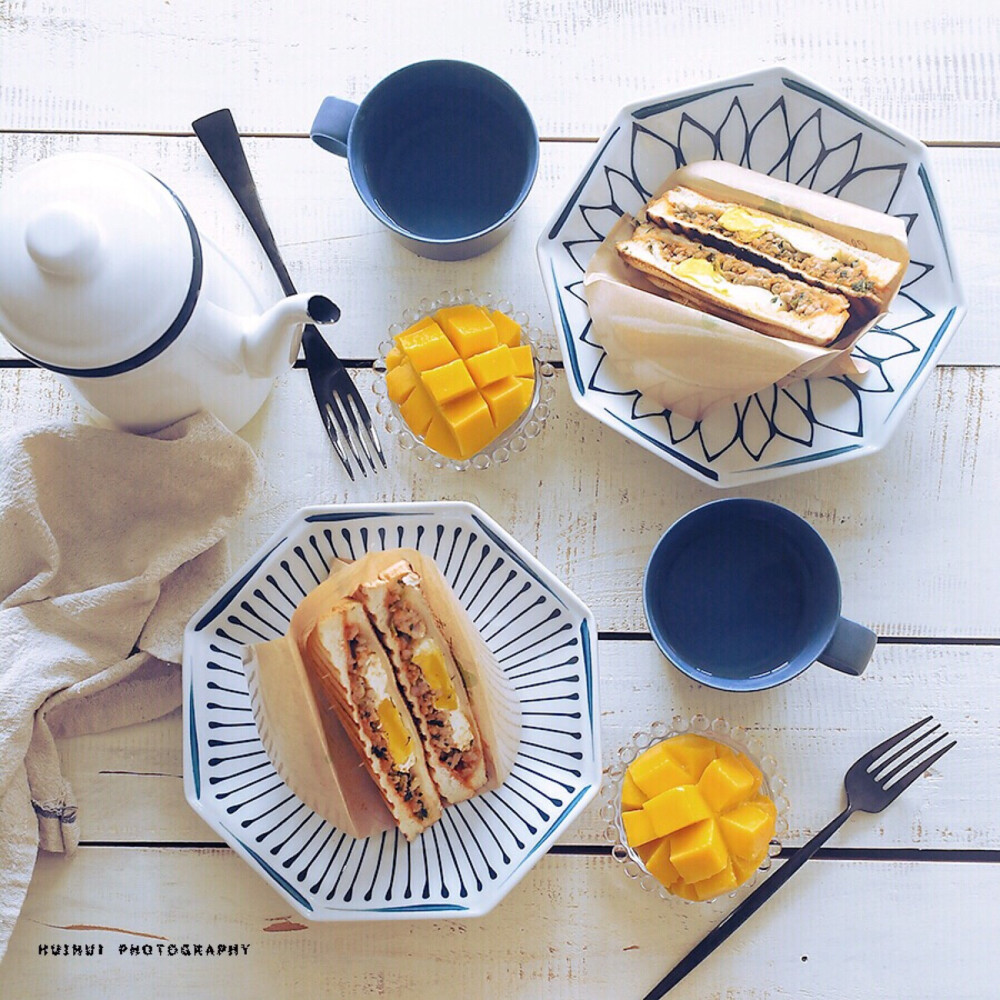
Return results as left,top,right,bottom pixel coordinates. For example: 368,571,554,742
600,715,789,903
371,290,556,471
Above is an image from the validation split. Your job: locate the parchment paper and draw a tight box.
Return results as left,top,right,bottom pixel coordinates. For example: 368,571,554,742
583,161,910,420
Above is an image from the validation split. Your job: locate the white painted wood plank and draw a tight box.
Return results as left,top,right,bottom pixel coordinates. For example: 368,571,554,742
5,848,998,998
0,134,992,363
60,642,991,849
2,0,999,142
1,363,997,637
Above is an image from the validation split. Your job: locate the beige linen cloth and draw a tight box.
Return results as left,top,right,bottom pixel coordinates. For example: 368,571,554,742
0,412,261,962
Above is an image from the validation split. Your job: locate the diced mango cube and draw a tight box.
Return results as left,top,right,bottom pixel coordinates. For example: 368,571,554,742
736,752,764,794
643,837,680,888
622,807,658,848
490,309,522,347
669,881,699,901
691,859,739,901
422,415,462,460
399,315,437,338
396,322,459,372
509,344,535,378
385,346,405,371
398,382,436,437
436,304,498,358
385,359,418,405
643,785,712,839
732,843,769,886
634,839,659,865
516,376,535,410
698,755,757,813
621,771,646,811
663,734,719,781
440,392,495,458
718,802,775,862
481,377,527,434
466,344,515,388
628,746,691,799
421,358,477,405
669,818,728,883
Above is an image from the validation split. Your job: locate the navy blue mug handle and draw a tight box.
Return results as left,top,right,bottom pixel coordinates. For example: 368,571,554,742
817,617,877,676
310,97,359,157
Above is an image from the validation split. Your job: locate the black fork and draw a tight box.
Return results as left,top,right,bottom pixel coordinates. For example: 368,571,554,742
192,109,386,481
644,716,957,998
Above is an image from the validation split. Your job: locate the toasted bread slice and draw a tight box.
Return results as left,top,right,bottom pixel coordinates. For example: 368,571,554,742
356,561,488,804
646,187,902,320
303,599,442,840
617,226,851,347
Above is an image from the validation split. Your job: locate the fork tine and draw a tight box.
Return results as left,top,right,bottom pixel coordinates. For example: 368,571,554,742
880,738,957,802
878,730,949,786
856,715,934,770
328,395,368,479
344,393,377,473
321,403,354,482
870,722,941,776
354,394,387,469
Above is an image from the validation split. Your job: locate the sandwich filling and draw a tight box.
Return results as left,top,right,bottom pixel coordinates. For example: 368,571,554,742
308,613,437,826
620,226,851,337
387,592,481,783
648,187,898,298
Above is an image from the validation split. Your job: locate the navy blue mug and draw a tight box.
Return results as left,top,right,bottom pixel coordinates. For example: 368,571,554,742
311,60,539,261
643,499,876,692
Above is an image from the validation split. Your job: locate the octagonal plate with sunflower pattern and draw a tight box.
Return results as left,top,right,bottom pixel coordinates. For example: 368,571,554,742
536,67,966,487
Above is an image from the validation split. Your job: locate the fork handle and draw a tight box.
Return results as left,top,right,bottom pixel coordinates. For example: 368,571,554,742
191,109,298,297
643,805,855,999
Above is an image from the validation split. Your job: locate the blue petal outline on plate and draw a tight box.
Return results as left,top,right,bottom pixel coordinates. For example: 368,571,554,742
539,72,962,483
550,262,586,396
886,306,958,419
604,409,719,481
632,83,752,120
918,163,955,278
780,76,905,146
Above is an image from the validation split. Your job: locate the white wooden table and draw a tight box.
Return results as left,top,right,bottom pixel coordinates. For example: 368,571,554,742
2,2,999,996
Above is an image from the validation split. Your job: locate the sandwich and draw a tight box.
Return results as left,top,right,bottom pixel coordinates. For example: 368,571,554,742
644,186,904,321
304,597,443,841
617,224,853,347
354,560,488,805
298,552,495,840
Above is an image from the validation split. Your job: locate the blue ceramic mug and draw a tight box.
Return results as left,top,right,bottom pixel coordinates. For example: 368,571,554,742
643,498,876,692
311,60,538,261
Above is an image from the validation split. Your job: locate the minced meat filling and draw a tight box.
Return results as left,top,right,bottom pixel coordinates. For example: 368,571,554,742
666,207,876,294
637,234,849,320
389,596,481,779
346,629,431,820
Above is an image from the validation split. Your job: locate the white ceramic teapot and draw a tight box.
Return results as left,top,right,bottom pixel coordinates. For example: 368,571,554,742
0,152,339,432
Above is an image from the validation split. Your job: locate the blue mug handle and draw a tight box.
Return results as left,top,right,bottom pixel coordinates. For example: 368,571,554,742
817,617,877,676
310,97,359,157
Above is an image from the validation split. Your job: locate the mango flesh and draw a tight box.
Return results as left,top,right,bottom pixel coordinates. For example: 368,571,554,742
619,734,776,900
388,305,536,459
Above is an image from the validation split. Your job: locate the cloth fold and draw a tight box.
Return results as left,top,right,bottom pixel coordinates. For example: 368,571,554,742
0,412,260,963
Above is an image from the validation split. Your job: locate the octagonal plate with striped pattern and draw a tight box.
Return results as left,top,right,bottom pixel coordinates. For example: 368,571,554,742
182,502,599,920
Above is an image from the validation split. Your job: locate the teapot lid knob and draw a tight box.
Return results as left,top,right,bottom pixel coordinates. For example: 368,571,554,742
25,203,103,278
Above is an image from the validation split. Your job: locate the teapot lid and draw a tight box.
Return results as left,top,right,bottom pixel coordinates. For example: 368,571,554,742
0,152,200,375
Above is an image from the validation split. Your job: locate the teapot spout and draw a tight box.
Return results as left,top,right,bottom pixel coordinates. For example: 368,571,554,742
242,293,340,378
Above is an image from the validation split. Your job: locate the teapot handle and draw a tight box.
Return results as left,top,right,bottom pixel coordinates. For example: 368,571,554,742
310,97,358,158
